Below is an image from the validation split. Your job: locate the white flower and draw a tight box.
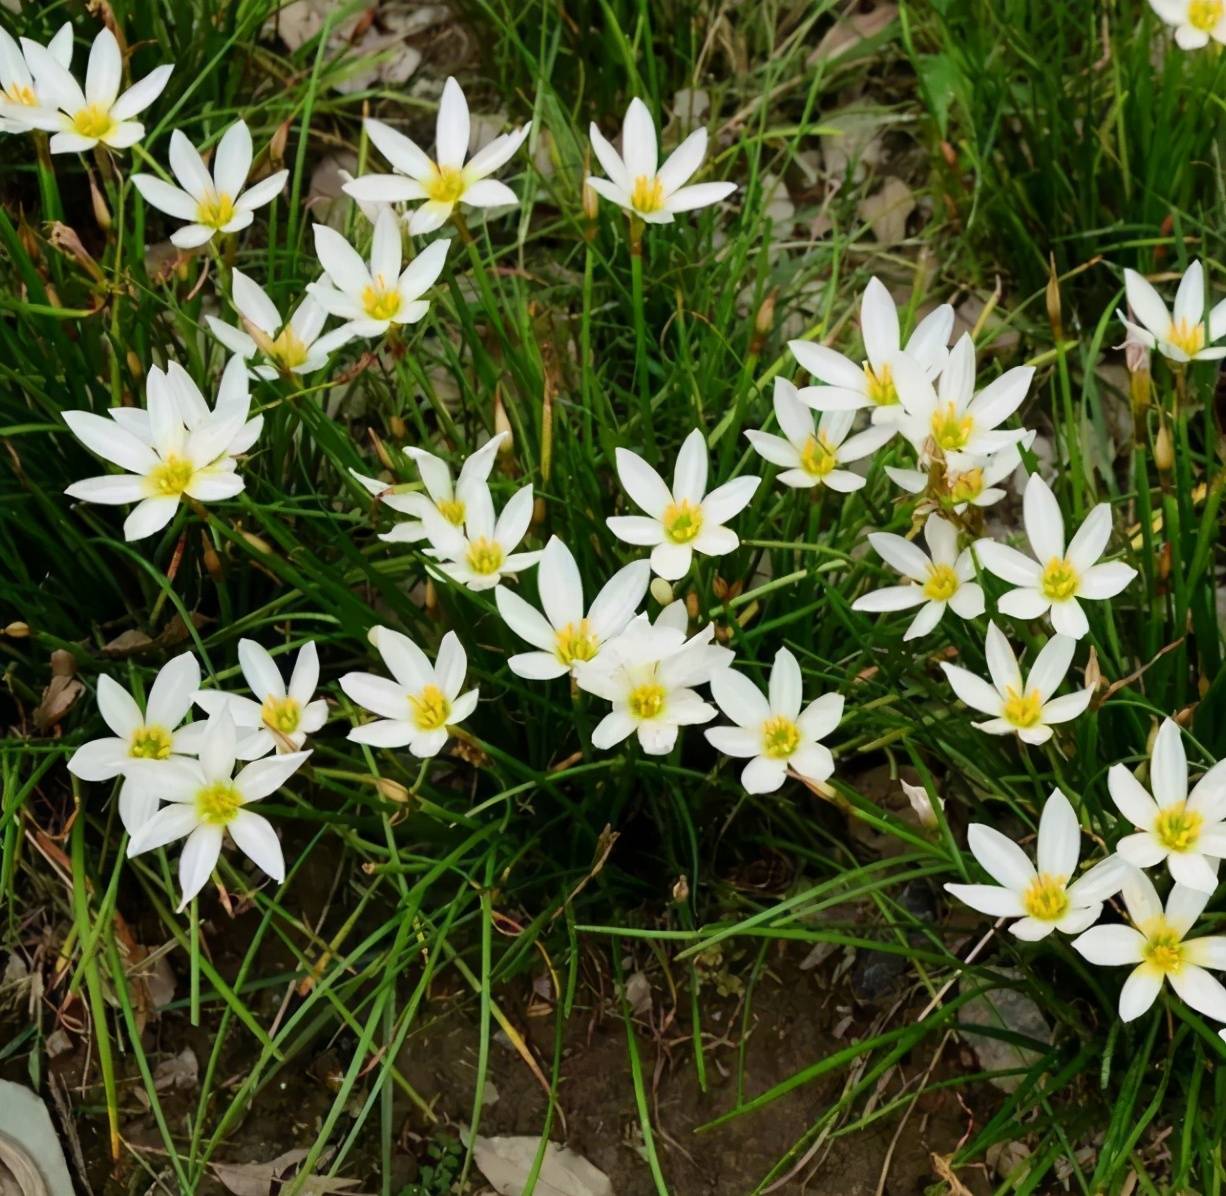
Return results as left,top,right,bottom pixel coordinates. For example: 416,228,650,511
945,789,1127,941
940,622,1092,745
705,647,842,794
974,472,1137,640
352,432,507,544
1119,259,1226,362
884,438,1030,512
66,652,206,834
1148,0,1226,50
20,26,172,153
207,270,353,379
852,514,984,640
343,77,530,236
126,711,308,909
131,121,288,249
788,278,954,423
194,640,328,760
586,97,735,222
495,537,650,679
1109,717,1226,893
339,627,478,757
744,378,893,491
64,358,254,541
901,779,943,830
573,616,723,755
419,479,540,592
607,428,760,580
309,206,448,339
0,23,71,133
1073,869,1226,1023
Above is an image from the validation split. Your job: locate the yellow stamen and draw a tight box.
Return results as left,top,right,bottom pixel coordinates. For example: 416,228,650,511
196,192,237,230
947,467,985,505
466,537,505,576
1153,803,1203,853
862,362,897,407
436,498,466,526
630,174,665,214
799,433,838,478
1002,686,1043,728
71,103,115,141
196,780,241,826
555,619,600,666
146,455,195,498
1040,557,1080,601
1022,873,1069,921
1188,0,1223,33
270,327,310,370
361,280,402,322
662,499,704,544
922,563,959,602
761,715,800,760
129,724,173,760
1167,317,1206,356
4,82,36,106
627,681,666,721
409,684,450,731
261,695,301,736
424,164,467,204
1142,921,1186,974
930,402,974,452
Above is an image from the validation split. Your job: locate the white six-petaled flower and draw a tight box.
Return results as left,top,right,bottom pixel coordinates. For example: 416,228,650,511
419,478,539,591
705,647,843,794
1148,1,1226,52
852,514,984,641
745,378,893,492
944,789,1127,941
1073,868,1226,1023
344,77,530,235
309,206,449,339
1109,717,1226,893
975,472,1137,640
21,26,172,153
940,622,1092,745
1119,259,1226,363
586,97,735,222
495,537,650,680
67,652,206,834
789,277,954,424
340,627,478,757
607,428,760,581
126,710,309,910
0,23,71,133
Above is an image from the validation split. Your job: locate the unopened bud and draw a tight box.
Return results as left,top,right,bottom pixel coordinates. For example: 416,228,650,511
375,777,410,803
269,120,290,170
1045,255,1062,342
900,779,941,830
126,350,142,378
240,531,275,556
1083,646,1103,692
368,428,395,472
388,415,407,441
671,875,690,903
493,391,513,451
1154,423,1174,472
649,577,673,606
90,174,111,231
4,622,30,638
685,590,699,619
200,530,223,582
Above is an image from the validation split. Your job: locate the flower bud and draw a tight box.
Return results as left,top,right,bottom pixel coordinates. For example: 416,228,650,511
1154,422,1174,472
1045,255,1062,343
901,779,941,830
90,174,111,231
649,577,673,606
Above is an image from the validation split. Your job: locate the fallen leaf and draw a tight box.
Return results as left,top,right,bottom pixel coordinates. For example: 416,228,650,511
213,1147,364,1196
858,176,915,245
154,1047,198,1092
34,651,83,731
470,1134,613,1196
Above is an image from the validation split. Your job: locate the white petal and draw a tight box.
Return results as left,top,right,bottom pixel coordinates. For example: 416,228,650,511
1036,788,1080,878
1071,924,1145,966
227,809,285,882
967,822,1036,891
213,120,253,198
177,825,223,909
435,77,470,169
1151,717,1188,808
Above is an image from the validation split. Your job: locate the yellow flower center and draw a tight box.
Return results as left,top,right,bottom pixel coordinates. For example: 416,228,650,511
4,82,36,106
1188,0,1223,32
261,695,302,736
627,681,667,721
1153,802,1203,853
128,724,173,760
1142,922,1186,974
71,103,115,141
555,619,600,666
466,536,505,575
930,402,974,452
947,467,985,505
147,455,195,498
1022,873,1069,921
196,192,237,230
862,362,898,407
424,164,468,204
195,780,242,826
922,562,959,602
270,327,310,370
436,498,466,525
630,174,666,214
761,715,800,759
1167,317,1206,356
361,281,402,322
1002,686,1043,728
799,433,838,478
1040,557,1080,601
662,499,704,544
408,684,451,731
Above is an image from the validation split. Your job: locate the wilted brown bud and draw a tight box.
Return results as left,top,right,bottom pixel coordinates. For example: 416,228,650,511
1045,255,1062,342
375,777,410,803
388,415,407,441
90,174,111,231
268,120,290,170
369,428,395,472
493,391,513,452
1083,646,1102,692
200,531,224,583
672,875,690,903
685,589,699,619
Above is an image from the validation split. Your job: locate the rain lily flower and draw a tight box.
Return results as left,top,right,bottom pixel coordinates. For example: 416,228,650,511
132,121,288,249
945,789,1127,941
894,334,1033,464
343,77,531,235
789,277,954,423
852,514,984,641
974,472,1137,640
352,432,507,544
940,622,1092,745
705,647,843,793
207,270,353,379
419,479,540,591
0,23,71,133
20,26,172,153
1109,718,1226,893
745,378,893,491
66,652,206,834
64,360,254,541
309,206,449,339
607,428,760,580
339,627,478,757
586,97,735,222
885,439,1030,512
1148,1,1226,51
495,537,651,679
1119,260,1226,362
573,616,724,755
126,711,309,910
1072,869,1226,1023
194,640,327,760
